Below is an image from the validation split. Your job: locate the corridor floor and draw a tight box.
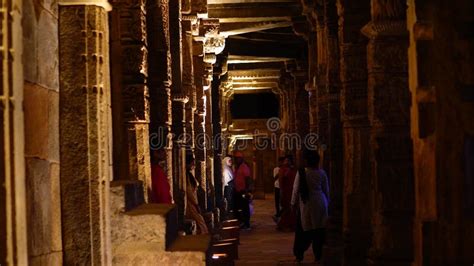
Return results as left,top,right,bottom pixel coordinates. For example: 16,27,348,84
236,196,317,265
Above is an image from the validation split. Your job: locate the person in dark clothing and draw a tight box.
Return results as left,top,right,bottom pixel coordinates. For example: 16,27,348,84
291,150,329,264
272,156,286,222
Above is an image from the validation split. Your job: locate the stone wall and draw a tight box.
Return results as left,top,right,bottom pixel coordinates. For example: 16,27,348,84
408,0,474,264
22,0,63,263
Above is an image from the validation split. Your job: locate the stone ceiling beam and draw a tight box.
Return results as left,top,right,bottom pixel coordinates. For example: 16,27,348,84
232,78,279,84
225,36,305,58
208,3,302,19
228,61,285,69
220,21,292,36
227,55,291,64
218,17,292,23
233,87,275,92
228,69,281,79
233,82,279,88
231,31,302,43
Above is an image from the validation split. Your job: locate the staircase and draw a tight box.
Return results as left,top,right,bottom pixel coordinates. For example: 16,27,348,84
110,180,211,265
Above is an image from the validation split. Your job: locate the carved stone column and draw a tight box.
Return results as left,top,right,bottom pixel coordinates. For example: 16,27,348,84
337,1,372,265
1,0,28,263
170,0,187,228
212,55,228,213
193,48,208,211
59,2,112,264
193,18,226,214
147,0,174,187
362,1,414,265
182,17,197,151
292,70,310,165
280,71,296,135
313,1,345,259
204,62,215,212
110,0,151,198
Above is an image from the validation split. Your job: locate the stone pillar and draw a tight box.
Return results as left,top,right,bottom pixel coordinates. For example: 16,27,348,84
182,17,197,151
280,71,296,136
1,0,28,263
169,0,188,228
336,1,372,265
59,2,112,264
212,55,227,212
305,29,319,134
193,50,208,211
110,0,151,197
147,0,174,187
192,18,226,212
362,1,414,265
292,70,310,165
313,1,345,259
407,1,474,264
204,62,215,211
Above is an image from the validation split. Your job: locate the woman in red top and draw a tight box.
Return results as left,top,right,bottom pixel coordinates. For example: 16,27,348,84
150,149,172,204
277,155,297,231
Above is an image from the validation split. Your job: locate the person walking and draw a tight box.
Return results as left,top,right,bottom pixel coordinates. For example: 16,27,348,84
233,151,253,230
291,150,329,264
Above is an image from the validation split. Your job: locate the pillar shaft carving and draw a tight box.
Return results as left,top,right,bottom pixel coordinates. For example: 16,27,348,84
59,5,111,264
212,56,227,211
169,0,188,227
1,0,28,263
312,1,344,252
109,0,152,198
183,22,196,150
204,63,215,212
147,0,173,184
337,1,372,265
193,54,208,211
362,1,414,264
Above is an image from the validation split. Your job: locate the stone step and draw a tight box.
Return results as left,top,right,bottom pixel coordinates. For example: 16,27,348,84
167,234,212,265
219,226,240,241
209,253,235,266
110,180,212,265
110,180,145,211
211,242,238,260
110,180,178,248
112,240,209,265
222,219,240,228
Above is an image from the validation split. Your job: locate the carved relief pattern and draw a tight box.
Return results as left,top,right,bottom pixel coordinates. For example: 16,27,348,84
365,1,414,263
371,0,406,21
122,85,149,121
121,45,148,78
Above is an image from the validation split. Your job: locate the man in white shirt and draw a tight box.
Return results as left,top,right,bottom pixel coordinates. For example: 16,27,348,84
222,156,234,213
273,156,285,221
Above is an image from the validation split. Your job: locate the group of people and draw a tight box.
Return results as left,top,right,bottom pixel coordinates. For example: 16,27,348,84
149,149,209,234
273,150,330,264
149,148,329,263
222,151,254,230
149,148,255,234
